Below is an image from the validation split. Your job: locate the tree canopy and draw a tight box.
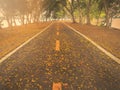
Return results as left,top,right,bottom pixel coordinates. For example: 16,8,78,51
0,0,119,28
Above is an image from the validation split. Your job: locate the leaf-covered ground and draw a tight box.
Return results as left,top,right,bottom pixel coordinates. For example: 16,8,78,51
0,22,120,90
0,22,51,59
67,22,120,58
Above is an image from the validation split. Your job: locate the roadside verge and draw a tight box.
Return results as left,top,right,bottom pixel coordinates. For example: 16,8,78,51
63,22,120,64
0,22,53,63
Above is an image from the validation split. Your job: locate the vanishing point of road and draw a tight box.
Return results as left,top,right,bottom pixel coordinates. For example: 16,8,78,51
0,22,120,90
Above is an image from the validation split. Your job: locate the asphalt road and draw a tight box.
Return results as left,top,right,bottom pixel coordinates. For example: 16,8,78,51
0,22,120,90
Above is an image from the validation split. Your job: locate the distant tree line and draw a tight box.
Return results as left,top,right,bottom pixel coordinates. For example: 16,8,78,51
0,0,44,28
0,0,120,28
44,0,120,27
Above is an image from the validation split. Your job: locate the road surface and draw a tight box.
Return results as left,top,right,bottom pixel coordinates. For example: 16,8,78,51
0,22,120,90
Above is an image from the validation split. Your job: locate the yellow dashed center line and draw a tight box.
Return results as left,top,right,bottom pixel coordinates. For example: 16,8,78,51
57,32,60,36
52,82,62,90
53,24,62,89
55,40,60,51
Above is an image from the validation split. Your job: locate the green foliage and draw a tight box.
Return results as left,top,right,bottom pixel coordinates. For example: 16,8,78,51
0,0,119,27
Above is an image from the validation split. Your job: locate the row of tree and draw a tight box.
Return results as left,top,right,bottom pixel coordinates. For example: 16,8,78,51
0,0,120,28
0,0,45,28
45,0,120,27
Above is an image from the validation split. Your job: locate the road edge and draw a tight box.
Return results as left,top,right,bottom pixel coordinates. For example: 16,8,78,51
63,22,120,64
0,22,54,64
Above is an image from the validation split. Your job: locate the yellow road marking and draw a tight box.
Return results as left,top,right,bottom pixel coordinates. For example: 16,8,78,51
55,40,60,51
52,82,62,90
57,32,59,36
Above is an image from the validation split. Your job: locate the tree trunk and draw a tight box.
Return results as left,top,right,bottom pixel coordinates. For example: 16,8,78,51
86,11,90,24
86,0,91,25
6,17,13,27
76,0,82,24
71,11,76,23
105,10,110,27
26,14,29,24
0,19,3,29
13,16,17,26
20,15,25,25
45,16,48,22
104,1,111,28
78,8,82,24
96,18,99,26
109,16,113,27
96,11,101,26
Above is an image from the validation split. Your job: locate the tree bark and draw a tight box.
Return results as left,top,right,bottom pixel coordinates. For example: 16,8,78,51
12,16,17,26
0,19,3,29
71,12,76,23
76,0,82,24
20,15,25,25
6,17,13,27
104,1,110,28
86,0,91,25
78,7,83,24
